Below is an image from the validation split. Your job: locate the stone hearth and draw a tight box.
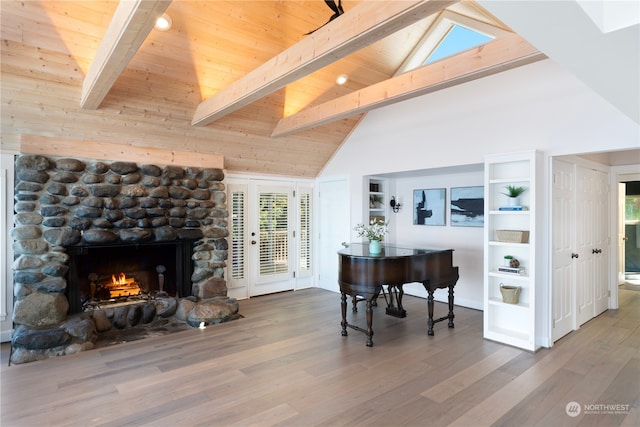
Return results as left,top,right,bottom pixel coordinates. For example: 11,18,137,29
10,155,239,364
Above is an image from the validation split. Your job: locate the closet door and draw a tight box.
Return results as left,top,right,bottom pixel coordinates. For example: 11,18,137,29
553,161,610,338
593,170,609,316
552,159,575,341
576,166,596,326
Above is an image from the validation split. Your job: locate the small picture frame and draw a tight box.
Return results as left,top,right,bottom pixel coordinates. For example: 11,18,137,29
413,188,446,226
450,186,484,227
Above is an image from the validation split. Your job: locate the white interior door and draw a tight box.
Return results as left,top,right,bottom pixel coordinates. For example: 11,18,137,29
593,170,609,316
576,166,596,326
317,178,350,293
552,159,576,341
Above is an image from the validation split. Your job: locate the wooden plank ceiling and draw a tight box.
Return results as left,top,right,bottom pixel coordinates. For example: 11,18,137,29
0,0,542,177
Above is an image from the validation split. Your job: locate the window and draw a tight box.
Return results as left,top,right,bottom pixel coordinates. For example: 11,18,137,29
299,188,312,274
425,24,492,65
259,191,289,276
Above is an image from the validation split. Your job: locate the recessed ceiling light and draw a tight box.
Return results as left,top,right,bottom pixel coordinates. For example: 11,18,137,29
155,13,172,31
336,74,348,85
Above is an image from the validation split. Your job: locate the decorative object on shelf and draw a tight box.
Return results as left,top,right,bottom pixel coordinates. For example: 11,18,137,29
369,194,383,209
498,266,525,275
390,196,401,213
496,229,529,243
498,205,527,211
354,219,389,255
502,185,526,207
500,284,521,304
503,255,520,268
413,188,446,226
450,186,484,227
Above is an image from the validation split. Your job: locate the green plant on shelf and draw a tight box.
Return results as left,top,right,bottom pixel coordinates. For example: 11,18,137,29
502,185,526,198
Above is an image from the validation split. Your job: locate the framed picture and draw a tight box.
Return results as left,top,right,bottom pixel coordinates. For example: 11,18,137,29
450,186,484,227
413,188,446,226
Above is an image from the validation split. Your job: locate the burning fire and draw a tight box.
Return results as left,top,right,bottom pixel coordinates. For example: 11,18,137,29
105,272,141,298
111,272,135,286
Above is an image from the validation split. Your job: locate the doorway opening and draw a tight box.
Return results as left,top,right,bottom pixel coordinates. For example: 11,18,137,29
619,179,640,287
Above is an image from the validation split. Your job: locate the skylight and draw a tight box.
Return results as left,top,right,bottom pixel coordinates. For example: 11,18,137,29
424,24,493,65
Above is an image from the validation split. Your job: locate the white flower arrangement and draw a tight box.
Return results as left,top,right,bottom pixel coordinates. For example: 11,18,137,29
354,218,389,241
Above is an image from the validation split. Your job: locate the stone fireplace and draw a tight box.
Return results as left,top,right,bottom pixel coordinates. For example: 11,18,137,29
10,155,239,364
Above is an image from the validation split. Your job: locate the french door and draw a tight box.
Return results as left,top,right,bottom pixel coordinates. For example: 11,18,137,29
228,179,312,298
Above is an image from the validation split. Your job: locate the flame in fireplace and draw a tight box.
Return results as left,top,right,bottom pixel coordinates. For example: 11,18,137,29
111,273,135,286
106,272,141,298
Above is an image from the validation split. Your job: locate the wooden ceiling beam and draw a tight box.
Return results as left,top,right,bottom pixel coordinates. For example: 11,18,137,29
80,0,171,109
191,0,457,127
271,34,546,137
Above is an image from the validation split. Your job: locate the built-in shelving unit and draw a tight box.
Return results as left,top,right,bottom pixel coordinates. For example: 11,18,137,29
367,177,387,224
484,150,542,351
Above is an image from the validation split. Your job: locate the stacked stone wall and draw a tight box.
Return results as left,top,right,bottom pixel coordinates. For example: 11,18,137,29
10,155,236,364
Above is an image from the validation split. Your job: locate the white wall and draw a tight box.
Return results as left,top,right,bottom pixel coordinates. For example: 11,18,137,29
319,59,640,310
387,169,485,309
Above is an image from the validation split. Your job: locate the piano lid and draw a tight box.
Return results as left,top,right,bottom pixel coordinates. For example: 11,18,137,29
338,243,453,259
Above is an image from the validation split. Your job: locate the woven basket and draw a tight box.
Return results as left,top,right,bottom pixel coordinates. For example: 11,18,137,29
496,230,529,243
500,285,521,304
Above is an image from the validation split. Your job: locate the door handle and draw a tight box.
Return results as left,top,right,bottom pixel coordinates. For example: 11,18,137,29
571,253,579,259
341,242,348,247
592,249,597,254
251,240,257,245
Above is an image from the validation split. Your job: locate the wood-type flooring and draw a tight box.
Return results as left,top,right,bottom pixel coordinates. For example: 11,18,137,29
1,287,638,426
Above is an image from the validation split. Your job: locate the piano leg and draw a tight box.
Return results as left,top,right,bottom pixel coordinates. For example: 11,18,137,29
427,289,435,336
365,298,374,347
447,285,455,329
341,292,348,336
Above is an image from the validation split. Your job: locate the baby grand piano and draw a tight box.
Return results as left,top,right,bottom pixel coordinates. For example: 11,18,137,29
338,244,459,346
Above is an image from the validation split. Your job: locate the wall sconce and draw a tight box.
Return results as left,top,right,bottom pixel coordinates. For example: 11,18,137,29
390,196,401,213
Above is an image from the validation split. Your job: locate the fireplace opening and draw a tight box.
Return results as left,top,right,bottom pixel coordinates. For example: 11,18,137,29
65,240,195,314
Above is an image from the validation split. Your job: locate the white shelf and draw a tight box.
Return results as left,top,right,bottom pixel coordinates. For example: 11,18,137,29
366,177,387,224
484,150,541,352
488,270,529,280
488,177,530,185
489,210,530,215
488,297,530,309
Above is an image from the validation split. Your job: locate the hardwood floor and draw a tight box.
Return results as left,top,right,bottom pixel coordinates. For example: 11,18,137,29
1,288,638,427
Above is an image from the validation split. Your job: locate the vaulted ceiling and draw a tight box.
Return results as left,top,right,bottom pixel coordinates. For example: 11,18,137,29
1,1,636,176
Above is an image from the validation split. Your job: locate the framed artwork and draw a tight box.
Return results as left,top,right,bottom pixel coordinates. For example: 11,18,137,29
450,186,484,227
413,188,446,226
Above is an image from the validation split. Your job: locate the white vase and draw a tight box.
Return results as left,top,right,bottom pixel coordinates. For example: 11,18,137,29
508,196,520,206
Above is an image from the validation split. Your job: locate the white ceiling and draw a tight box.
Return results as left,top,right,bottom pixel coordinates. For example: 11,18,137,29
478,0,640,124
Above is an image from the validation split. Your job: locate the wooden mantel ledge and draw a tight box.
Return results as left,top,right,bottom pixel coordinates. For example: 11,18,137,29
20,135,224,169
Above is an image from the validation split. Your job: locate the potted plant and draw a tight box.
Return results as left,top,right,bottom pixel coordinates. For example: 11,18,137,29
503,255,513,267
354,219,389,255
502,185,526,206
